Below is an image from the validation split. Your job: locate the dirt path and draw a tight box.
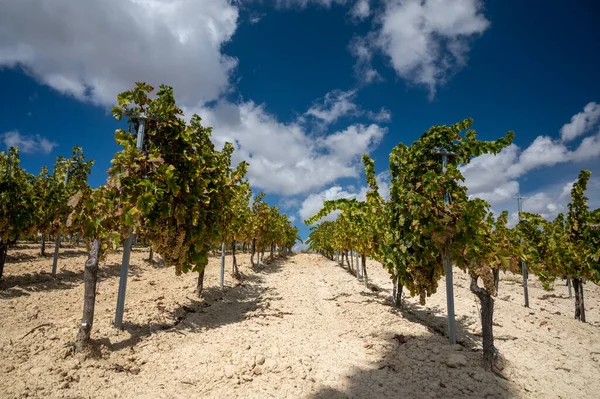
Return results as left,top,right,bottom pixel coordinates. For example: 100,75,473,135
1,245,598,398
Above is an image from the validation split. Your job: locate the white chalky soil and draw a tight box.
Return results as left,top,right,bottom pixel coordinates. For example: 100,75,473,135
0,244,599,398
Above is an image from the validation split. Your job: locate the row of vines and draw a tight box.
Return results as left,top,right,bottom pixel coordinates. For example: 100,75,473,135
305,119,600,371
0,83,299,350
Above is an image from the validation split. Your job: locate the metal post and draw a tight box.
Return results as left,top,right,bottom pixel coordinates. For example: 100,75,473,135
115,117,147,329
115,233,133,329
444,248,456,343
567,276,573,298
220,242,225,288
433,148,457,345
52,167,69,277
516,195,529,308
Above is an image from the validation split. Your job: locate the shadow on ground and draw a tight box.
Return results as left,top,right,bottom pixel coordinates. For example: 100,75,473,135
96,254,293,352
0,262,134,299
308,331,516,399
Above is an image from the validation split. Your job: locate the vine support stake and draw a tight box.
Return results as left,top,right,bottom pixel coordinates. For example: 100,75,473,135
516,194,530,308
220,241,225,289
433,147,456,345
115,114,150,330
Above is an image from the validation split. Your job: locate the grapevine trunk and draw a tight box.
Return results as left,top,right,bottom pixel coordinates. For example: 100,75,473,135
470,275,495,371
40,235,46,256
232,241,239,277
76,239,100,351
196,269,205,297
573,278,586,322
0,240,7,280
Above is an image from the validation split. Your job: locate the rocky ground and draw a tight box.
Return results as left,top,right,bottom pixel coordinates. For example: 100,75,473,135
0,243,599,398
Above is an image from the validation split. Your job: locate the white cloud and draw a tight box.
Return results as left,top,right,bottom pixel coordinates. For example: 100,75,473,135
560,102,600,142
304,89,392,126
293,242,309,252
469,180,519,206
508,136,569,176
2,131,57,154
305,90,360,125
299,186,353,222
299,171,390,223
570,131,600,161
349,37,382,84
366,107,392,123
288,215,297,223
355,0,489,98
188,100,387,196
276,0,348,8
280,198,300,209
522,193,561,220
499,176,600,228
350,0,370,21
558,180,576,200
318,123,386,159
0,0,239,106
462,131,600,204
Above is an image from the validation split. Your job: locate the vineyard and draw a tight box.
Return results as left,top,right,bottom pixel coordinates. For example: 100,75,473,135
1,84,600,398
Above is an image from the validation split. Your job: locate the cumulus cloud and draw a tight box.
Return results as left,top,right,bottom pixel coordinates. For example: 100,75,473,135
350,0,370,21
1,131,57,154
305,90,360,125
299,172,390,223
352,0,489,98
366,107,392,123
189,100,387,196
560,102,600,142
349,37,382,84
462,132,600,199
304,89,392,127
0,0,392,198
522,193,561,220
299,186,354,222
558,180,576,200
462,103,600,216
0,0,239,106
276,0,349,8
469,180,520,206
293,242,309,252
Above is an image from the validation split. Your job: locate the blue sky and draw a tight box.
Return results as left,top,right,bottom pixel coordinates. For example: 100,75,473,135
1,0,599,243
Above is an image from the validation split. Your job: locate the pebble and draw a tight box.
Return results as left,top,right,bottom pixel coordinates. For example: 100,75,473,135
447,353,467,368
223,365,235,379
255,356,265,366
29,367,45,376
253,365,263,375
